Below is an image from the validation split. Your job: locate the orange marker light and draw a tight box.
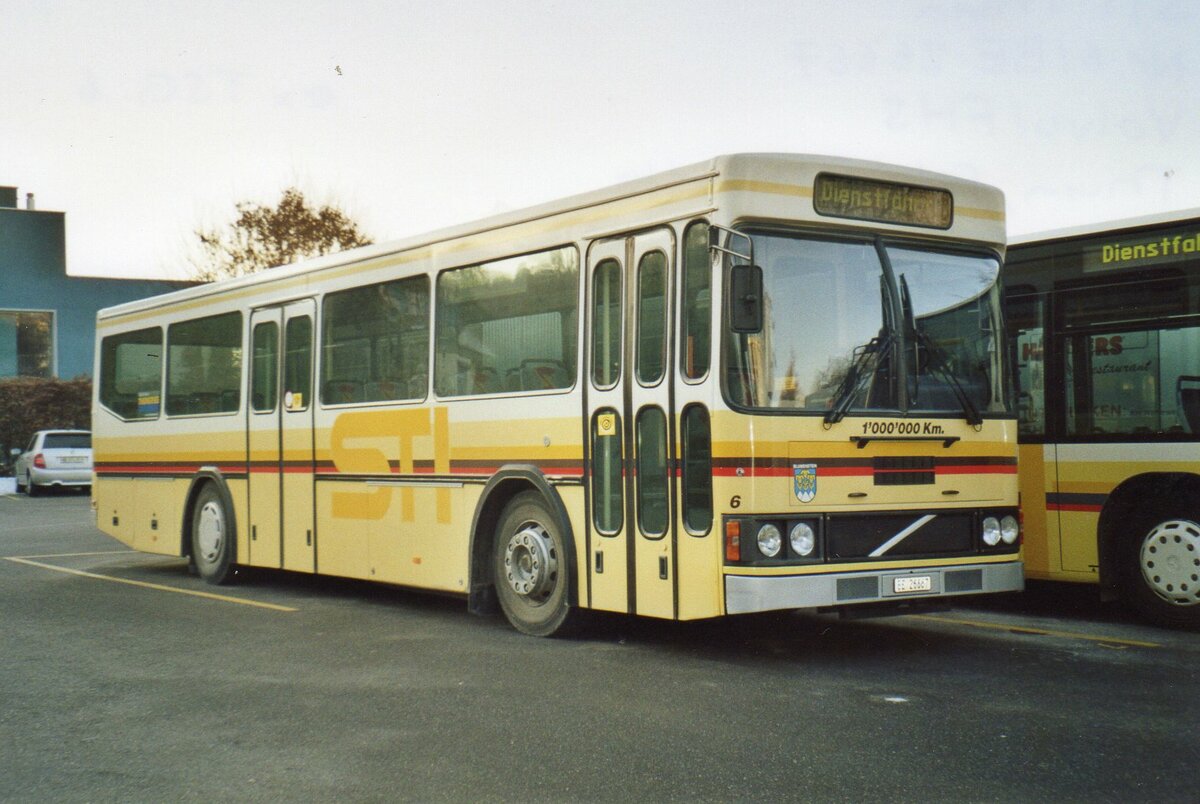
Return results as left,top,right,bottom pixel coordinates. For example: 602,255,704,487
725,520,741,562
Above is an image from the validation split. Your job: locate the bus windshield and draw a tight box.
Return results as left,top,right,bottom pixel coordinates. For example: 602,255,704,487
725,231,1011,418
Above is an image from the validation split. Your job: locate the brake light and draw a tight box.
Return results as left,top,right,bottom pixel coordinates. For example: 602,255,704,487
33,453,46,469
725,520,741,562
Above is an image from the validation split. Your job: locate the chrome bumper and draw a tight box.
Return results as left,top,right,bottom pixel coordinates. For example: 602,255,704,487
725,561,1024,615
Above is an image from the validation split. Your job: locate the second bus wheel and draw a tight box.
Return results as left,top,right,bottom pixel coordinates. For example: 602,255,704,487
191,483,236,585
1120,504,1200,629
493,491,579,637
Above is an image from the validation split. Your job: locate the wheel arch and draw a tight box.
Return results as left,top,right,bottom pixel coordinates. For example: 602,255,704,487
1097,471,1200,598
180,469,239,563
467,465,578,616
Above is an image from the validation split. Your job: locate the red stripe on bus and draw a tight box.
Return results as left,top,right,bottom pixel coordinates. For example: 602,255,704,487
711,464,1014,478
936,465,1018,475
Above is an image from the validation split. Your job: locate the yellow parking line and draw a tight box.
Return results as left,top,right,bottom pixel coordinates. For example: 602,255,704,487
3,556,298,612
910,614,1160,649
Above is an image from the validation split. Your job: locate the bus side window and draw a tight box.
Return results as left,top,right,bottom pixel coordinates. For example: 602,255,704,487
99,327,163,420
321,275,430,406
680,404,712,534
591,409,623,535
681,221,711,381
435,247,580,397
1007,292,1046,438
165,312,242,416
636,251,667,386
636,406,669,537
591,258,622,389
251,321,278,412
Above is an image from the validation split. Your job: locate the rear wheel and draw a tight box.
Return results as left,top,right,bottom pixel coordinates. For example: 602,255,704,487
25,473,40,497
1120,505,1200,629
493,491,579,637
191,483,235,584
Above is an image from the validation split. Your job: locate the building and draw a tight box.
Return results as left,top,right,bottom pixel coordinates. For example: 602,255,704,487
0,186,196,379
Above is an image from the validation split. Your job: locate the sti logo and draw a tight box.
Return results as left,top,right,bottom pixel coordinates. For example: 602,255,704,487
793,463,817,504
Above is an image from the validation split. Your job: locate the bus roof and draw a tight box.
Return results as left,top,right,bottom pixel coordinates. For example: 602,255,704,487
98,153,1004,322
1009,207,1200,247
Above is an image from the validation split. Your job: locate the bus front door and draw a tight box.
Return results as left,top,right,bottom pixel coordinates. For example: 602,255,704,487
585,230,677,620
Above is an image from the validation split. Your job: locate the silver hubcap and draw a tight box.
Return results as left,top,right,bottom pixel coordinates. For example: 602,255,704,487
503,523,558,602
197,501,225,565
1140,519,1200,606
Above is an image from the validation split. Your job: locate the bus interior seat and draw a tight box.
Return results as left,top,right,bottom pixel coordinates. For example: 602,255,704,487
473,367,499,394
326,379,364,404
520,359,567,390
364,378,402,401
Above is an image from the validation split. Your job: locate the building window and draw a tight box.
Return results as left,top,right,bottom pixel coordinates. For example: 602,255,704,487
0,310,53,378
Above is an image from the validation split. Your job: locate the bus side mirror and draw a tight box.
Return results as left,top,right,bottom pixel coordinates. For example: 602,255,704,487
730,264,764,333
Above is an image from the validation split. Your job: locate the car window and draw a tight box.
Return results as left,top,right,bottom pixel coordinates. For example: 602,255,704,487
42,433,91,449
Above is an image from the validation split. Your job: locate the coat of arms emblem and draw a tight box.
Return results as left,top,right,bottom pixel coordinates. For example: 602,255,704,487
793,463,817,503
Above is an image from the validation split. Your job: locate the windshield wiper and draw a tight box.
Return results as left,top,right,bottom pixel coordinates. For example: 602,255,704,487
898,275,982,425
824,328,894,424
912,326,983,425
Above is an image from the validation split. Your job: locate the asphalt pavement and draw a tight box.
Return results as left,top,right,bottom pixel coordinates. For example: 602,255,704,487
2,491,1197,802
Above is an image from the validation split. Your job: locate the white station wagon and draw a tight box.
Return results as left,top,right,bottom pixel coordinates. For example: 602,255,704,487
12,430,93,496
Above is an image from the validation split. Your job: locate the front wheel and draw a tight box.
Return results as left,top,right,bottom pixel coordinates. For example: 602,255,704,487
1120,507,1200,629
191,483,235,584
493,491,579,637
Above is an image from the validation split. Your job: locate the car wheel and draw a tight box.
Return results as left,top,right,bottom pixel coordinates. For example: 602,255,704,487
191,483,235,584
1120,505,1200,629
492,491,579,637
25,473,41,497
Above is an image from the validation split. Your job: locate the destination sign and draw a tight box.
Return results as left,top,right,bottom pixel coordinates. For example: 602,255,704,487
1083,229,1200,273
814,173,954,229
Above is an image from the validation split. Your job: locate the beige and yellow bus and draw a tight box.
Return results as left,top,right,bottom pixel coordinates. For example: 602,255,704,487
1008,210,1200,627
92,154,1021,635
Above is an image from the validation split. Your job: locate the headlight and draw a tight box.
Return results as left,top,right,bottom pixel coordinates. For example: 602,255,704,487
982,516,1001,547
757,523,782,558
789,522,816,557
1001,515,1019,545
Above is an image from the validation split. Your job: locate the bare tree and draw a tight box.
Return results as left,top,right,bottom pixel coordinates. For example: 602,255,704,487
191,187,373,282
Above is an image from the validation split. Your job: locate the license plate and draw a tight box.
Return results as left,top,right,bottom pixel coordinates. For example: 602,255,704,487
60,456,87,464
893,575,932,594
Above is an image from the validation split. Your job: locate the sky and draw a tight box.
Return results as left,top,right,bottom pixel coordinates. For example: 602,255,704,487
4,0,1200,280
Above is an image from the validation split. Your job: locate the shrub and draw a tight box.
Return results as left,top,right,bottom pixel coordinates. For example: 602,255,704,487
0,377,92,475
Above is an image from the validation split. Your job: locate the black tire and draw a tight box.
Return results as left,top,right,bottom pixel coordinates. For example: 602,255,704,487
1118,504,1200,629
191,483,235,584
26,473,40,497
493,491,579,637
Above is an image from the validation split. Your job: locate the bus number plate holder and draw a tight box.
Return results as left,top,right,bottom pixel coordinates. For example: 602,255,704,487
893,575,933,594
